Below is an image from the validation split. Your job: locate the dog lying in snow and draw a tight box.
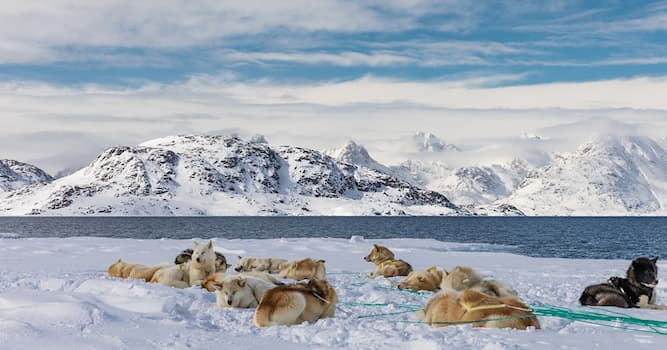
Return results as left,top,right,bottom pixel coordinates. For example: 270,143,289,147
397,266,446,291
235,256,288,274
150,240,219,288
174,248,228,273
254,279,337,327
417,289,540,330
440,266,517,298
107,259,167,282
364,244,413,279
278,258,326,280
211,275,281,308
200,271,283,292
580,256,665,309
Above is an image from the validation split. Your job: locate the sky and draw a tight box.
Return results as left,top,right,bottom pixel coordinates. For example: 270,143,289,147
2,0,667,174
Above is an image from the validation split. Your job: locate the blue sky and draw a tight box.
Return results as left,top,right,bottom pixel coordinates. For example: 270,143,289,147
2,1,667,173
1,0,666,86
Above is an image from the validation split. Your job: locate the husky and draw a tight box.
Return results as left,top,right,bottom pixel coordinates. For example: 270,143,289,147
187,240,218,286
201,271,284,292
580,257,664,309
211,275,279,308
107,259,166,282
440,266,517,298
278,258,326,281
364,244,413,279
254,279,337,327
174,248,228,273
397,266,446,291
150,262,191,289
235,256,288,274
416,289,540,330
150,240,219,288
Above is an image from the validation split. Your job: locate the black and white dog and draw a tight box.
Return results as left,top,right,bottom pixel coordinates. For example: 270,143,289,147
580,257,664,309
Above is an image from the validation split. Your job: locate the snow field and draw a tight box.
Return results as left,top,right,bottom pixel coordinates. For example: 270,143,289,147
1,236,667,349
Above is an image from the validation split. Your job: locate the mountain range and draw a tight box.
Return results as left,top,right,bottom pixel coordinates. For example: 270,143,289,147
2,133,667,216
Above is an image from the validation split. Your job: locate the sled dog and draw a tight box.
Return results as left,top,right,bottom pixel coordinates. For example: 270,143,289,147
580,257,664,309
440,266,517,298
235,256,288,274
364,244,413,279
212,275,279,308
174,248,228,273
397,266,446,291
416,289,540,330
107,259,165,282
254,279,337,327
278,258,326,280
201,271,284,292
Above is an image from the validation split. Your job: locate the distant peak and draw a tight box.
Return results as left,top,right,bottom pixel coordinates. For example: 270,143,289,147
412,131,459,152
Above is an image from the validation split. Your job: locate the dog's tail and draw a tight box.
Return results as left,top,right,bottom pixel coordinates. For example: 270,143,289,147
254,301,273,327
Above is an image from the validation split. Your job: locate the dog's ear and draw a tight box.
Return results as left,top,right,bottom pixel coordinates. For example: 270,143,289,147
652,256,659,263
194,241,200,247
317,259,325,264
237,277,246,287
206,240,213,249
373,244,379,248
116,258,122,263
237,255,243,261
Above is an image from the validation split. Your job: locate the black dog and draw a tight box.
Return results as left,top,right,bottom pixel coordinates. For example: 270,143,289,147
174,248,228,272
580,257,661,308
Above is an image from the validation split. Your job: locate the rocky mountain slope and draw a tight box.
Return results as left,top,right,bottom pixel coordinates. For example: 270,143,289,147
0,159,53,192
4,133,667,216
0,135,462,216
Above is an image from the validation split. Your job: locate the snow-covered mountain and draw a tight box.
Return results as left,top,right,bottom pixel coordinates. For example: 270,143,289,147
323,140,390,174
412,131,460,152
4,133,667,216
0,135,462,216
0,159,53,192
508,135,667,215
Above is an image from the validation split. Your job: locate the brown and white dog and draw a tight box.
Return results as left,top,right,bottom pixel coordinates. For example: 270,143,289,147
235,256,288,274
397,266,446,291
278,258,326,280
254,279,337,327
417,289,540,330
201,271,284,292
211,275,280,308
440,266,517,298
364,244,413,279
107,259,166,282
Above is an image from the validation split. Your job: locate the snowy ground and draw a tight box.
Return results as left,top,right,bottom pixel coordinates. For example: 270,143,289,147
1,236,667,349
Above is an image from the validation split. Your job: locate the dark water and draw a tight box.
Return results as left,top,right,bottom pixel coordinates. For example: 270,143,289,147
0,217,665,260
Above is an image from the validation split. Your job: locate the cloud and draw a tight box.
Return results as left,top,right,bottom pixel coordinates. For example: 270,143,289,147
4,73,667,173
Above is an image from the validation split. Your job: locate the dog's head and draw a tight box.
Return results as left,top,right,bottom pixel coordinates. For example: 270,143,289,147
107,258,126,277
628,256,659,288
174,249,193,265
397,267,445,291
192,240,215,266
215,252,228,272
440,266,483,292
364,244,394,263
215,277,248,307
